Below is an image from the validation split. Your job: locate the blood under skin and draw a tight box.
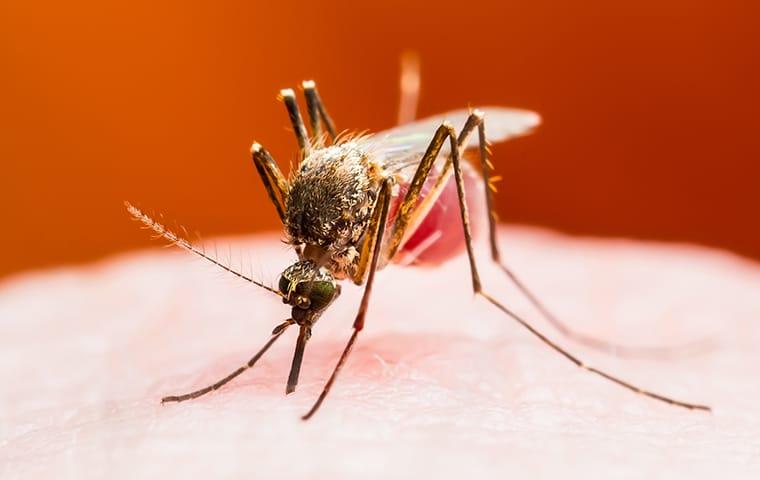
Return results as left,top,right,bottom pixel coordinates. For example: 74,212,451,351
390,162,484,266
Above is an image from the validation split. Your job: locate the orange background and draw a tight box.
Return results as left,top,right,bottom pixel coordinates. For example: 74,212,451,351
2,1,758,278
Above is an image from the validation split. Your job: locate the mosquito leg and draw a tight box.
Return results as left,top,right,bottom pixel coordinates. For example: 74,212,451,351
441,121,711,412
302,80,337,144
463,113,712,359
250,142,288,223
397,51,420,125
279,88,311,157
384,113,484,260
161,320,293,404
383,120,709,411
349,184,395,287
385,125,452,260
302,178,393,420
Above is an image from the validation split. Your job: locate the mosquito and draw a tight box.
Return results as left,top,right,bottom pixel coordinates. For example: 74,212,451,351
126,60,711,420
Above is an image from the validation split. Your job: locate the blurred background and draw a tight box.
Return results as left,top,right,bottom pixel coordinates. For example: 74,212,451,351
2,0,758,279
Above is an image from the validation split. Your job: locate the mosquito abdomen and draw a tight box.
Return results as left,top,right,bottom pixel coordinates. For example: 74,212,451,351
389,162,485,266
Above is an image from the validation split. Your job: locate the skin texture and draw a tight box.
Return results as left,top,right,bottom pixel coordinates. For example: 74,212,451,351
1,226,759,478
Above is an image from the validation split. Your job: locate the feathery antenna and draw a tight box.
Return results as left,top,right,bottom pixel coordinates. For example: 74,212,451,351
125,201,283,297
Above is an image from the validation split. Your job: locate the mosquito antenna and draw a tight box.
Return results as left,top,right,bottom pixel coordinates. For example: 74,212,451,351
479,291,711,411
286,324,312,394
179,223,190,241
125,201,284,298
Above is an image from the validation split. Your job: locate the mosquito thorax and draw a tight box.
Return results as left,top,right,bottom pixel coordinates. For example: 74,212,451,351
285,142,380,252
278,260,341,324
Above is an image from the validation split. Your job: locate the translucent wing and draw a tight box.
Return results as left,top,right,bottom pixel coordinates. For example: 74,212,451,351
360,107,540,266
361,107,540,176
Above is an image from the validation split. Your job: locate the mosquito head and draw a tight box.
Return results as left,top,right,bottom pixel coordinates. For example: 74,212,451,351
279,260,341,324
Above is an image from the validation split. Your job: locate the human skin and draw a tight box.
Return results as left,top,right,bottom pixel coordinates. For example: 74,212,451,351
1,226,759,478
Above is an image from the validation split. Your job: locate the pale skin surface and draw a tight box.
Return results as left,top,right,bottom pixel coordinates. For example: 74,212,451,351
1,226,759,478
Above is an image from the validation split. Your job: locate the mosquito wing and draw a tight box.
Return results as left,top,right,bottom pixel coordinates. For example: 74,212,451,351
358,107,539,266
361,107,540,178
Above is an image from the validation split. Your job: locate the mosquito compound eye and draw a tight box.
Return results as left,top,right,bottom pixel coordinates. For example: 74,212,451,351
301,281,337,311
295,295,311,310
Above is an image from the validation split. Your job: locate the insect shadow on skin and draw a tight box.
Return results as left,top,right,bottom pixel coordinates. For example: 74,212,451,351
126,58,711,420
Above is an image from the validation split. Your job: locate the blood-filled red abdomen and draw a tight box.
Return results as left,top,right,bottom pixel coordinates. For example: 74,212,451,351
387,164,485,266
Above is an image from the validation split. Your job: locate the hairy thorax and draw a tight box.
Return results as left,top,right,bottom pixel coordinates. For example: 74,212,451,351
285,142,382,279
